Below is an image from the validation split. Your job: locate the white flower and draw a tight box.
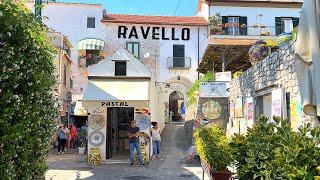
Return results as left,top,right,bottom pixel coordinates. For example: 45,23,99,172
0,11,3,17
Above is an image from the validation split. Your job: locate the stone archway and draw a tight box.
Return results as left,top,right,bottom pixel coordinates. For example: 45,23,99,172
169,91,184,122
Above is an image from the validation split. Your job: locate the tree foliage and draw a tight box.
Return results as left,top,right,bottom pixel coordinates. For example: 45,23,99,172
187,71,214,106
0,1,58,179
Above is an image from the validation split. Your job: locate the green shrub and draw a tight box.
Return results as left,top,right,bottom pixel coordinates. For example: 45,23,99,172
194,124,232,171
0,1,58,179
230,116,320,179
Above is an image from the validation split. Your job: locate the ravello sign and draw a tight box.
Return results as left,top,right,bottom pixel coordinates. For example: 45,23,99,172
118,25,190,41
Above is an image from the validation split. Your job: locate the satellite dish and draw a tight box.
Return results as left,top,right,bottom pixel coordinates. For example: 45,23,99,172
144,52,150,58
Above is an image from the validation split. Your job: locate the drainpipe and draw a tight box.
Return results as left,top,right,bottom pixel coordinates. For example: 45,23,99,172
197,27,200,80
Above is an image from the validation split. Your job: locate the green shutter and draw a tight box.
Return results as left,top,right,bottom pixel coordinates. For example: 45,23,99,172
240,16,247,35
275,17,282,35
293,17,299,28
222,16,228,35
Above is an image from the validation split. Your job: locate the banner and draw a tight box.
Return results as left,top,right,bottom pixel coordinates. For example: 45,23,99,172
199,82,230,97
271,88,284,118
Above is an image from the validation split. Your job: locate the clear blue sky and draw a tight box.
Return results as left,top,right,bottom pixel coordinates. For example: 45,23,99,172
58,0,198,16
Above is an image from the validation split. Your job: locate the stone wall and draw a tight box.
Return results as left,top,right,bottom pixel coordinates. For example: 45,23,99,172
228,41,318,134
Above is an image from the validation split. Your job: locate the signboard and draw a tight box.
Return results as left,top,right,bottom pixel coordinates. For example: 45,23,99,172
215,71,232,82
101,101,129,107
235,97,244,117
271,88,284,118
199,82,230,97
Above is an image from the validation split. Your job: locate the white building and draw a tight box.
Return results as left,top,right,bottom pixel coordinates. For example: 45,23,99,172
101,14,208,127
197,0,302,74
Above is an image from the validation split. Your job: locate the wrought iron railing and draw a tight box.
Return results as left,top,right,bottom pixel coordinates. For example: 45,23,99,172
167,57,191,69
210,26,284,37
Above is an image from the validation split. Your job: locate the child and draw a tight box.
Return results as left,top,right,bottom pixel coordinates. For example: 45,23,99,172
151,122,161,160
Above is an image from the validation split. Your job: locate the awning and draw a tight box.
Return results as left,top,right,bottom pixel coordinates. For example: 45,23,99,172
78,39,105,50
74,101,88,116
295,0,320,116
83,80,149,101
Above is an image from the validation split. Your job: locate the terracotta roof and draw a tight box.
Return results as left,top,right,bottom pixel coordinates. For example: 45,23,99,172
102,14,208,26
27,0,101,6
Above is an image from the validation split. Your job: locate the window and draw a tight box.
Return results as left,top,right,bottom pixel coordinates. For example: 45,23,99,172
86,50,100,67
115,61,127,76
63,65,67,86
222,16,247,35
173,45,185,67
126,42,140,59
70,78,73,89
87,17,95,28
275,17,299,35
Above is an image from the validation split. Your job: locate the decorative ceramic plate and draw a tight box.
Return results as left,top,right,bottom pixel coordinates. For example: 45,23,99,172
89,131,104,146
136,114,150,130
89,114,105,130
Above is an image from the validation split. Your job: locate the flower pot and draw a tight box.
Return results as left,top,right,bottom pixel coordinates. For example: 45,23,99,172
79,147,86,155
213,170,233,180
248,40,271,66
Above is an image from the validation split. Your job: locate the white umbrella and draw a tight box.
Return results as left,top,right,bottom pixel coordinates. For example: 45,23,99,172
295,0,320,116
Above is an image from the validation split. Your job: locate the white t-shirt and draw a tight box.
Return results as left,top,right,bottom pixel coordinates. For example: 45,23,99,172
151,128,161,141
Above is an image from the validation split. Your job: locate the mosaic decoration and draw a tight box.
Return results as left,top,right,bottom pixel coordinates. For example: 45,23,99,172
201,100,222,119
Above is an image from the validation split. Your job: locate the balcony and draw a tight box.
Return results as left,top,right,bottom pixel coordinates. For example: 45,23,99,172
210,25,282,39
167,57,191,69
78,56,102,67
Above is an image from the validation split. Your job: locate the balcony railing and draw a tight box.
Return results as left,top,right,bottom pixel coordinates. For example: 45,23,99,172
210,26,283,37
167,57,191,69
78,56,101,67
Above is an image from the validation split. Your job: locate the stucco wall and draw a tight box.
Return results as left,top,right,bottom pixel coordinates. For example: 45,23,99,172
228,42,318,135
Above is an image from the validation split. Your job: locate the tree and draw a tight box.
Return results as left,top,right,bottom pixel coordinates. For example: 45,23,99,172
0,1,58,179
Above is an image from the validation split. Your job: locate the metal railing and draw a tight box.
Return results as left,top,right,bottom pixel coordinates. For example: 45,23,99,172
167,57,191,69
210,26,283,37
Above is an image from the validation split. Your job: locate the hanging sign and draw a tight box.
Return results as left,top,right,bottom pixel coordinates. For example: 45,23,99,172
199,82,230,97
215,71,232,82
271,88,284,118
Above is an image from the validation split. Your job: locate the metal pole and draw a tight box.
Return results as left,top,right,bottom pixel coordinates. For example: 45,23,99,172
35,0,42,21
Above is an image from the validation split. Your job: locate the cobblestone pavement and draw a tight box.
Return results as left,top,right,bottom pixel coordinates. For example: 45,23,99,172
46,123,209,180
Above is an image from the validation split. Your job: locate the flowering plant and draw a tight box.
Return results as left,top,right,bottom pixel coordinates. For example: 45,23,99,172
248,40,271,65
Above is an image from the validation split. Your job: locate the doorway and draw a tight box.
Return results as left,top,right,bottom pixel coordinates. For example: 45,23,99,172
106,107,134,159
169,91,184,122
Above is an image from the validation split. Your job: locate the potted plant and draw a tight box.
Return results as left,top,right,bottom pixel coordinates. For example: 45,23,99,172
248,40,271,66
78,130,87,155
209,13,223,35
194,124,233,179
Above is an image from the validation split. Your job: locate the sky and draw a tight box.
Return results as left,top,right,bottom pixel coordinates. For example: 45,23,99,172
58,0,198,16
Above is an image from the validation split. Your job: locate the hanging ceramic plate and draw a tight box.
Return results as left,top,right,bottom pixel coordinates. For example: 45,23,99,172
89,131,104,146
136,114,150,130
89,114,105,130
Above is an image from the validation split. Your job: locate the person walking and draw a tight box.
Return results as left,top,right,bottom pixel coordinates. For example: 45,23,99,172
128,120,145,166
151,122,161,160
57,124,67,155
70,124,77,148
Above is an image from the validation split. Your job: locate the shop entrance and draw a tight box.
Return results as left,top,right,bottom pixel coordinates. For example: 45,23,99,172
106,107,134,159
169,91,185,122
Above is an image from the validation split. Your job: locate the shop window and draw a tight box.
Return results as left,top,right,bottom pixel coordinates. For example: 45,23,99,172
115,61,127,76
63,65,67,86
126,42,140,59
87,17,95,28
173,44,185,67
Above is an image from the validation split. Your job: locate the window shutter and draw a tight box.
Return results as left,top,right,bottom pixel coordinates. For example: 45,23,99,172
275,17,282,35
115,62,127,76
239,16,247,35
292,17,299,28
173,45,185,67
222,16,228,34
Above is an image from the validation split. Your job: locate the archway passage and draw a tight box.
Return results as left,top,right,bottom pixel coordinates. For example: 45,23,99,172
169,91,185,122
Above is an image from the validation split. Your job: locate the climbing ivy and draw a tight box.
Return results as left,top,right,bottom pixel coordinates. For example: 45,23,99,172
187,72,215,106
0,1,58,179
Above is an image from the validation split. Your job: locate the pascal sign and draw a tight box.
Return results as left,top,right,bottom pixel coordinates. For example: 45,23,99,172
118,26,190,41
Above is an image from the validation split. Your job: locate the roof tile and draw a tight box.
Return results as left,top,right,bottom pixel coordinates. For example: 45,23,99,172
102,14,208,26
